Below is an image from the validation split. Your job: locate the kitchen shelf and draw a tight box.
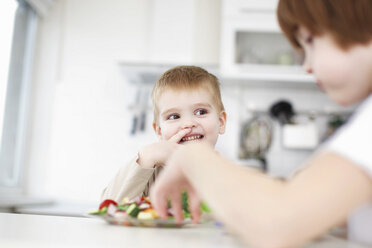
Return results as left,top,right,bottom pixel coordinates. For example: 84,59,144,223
118,62,316,89
118,62,220,85
220,64,315,84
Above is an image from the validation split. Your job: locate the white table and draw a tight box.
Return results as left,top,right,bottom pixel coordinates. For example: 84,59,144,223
0,213,365,248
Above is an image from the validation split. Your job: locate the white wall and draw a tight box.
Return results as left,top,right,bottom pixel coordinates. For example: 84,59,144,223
26,0,222,203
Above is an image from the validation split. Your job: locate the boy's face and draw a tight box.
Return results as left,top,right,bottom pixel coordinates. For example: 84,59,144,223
297,26,372,106
153,87,226,147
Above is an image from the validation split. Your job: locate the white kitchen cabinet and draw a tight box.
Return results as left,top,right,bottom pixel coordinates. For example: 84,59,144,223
220,0,315,83
149,0,220,64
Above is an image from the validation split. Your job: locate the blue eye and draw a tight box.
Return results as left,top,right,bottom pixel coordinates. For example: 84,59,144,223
195,109,208,116
168,114,180,120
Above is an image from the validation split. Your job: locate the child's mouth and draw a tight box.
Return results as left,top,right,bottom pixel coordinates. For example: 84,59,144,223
180,134,204,143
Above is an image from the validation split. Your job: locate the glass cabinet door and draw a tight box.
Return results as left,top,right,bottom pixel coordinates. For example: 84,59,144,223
236,31,304,66
220,0,314,83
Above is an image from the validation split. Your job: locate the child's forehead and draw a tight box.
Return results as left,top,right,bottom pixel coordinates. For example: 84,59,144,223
158,85,213,97
156,87,215,110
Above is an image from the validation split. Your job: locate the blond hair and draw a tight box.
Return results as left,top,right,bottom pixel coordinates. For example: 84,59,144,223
151,65,224,123
277,0,372,50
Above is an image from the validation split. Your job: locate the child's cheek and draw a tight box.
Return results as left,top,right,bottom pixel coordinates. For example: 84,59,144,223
161,125,175,140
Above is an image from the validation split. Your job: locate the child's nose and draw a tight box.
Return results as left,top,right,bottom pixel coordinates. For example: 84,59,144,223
181,118,197,129
302,57,313,74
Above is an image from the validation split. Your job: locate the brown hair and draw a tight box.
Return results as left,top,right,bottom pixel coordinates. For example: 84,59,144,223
277,0,372,50
151,65,225,123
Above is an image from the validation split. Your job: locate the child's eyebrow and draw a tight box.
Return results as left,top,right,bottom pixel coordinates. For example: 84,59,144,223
192,103,212,108
160,108,179,118
160,103,213,118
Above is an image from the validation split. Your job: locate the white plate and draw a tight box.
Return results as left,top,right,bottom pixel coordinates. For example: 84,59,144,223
93,214,192,228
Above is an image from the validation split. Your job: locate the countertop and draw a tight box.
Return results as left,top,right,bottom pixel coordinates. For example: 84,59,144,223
0,213,366,248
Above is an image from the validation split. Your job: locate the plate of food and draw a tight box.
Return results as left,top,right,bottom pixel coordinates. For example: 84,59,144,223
89,193,210,228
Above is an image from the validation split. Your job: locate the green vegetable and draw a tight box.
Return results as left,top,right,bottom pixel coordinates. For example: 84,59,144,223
165,191,212,219
117,205,130,211
126,203,140,217
88,209,101,215
201,202,211,213
182,210,191,218
182,191,211,215
99,206,108,215
182,191,189,215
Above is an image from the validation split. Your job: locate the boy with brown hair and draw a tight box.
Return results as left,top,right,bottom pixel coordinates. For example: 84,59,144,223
101,65,227,203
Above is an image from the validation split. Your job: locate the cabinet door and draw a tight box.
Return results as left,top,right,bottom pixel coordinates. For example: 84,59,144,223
223,0,278,19
150,0,220,64
220,5,314,83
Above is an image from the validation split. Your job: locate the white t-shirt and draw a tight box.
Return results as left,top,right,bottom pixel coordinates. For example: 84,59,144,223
325,94,372,245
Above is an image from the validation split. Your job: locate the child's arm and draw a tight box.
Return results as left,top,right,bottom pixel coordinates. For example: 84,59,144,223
151,143,372,247
136,128,191,168
101,155,157,202
101,128,191,203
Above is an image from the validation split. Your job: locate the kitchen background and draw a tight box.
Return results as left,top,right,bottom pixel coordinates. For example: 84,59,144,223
1,0,354,213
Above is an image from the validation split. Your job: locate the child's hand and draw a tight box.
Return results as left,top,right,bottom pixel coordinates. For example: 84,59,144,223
150,145,202,224
137,128,191,169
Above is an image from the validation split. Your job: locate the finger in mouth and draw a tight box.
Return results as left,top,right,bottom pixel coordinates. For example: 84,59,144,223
180,135,204,143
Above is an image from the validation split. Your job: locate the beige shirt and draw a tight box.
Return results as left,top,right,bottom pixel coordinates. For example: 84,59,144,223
101,155,163,203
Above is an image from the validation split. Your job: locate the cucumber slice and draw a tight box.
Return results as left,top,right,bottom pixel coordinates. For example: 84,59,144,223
117,205,130,211
126,203,140,217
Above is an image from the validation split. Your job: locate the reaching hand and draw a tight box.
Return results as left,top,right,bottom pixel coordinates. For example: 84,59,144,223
150,145,202,224
137,128,191,169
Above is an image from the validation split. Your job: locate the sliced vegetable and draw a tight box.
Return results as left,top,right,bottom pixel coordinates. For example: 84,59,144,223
93,194,212,221
126,203,140,217
137,209,158,220
117,205,130,211
182,191,212,215
99,199,118,210
99,206,108,215
201,202,211,213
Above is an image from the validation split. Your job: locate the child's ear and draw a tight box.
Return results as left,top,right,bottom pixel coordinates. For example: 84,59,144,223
218,111,227,134
152,122,162,139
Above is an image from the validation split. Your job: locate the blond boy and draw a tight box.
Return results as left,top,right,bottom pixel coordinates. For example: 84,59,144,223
101,66,226,203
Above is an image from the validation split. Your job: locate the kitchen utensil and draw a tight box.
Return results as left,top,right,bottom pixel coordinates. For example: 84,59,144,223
239,114,273,171
269,100,294,125
130,89,141,135
139,88,149,132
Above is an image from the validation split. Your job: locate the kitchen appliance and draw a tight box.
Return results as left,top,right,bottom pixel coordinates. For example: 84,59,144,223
239,114,273,171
